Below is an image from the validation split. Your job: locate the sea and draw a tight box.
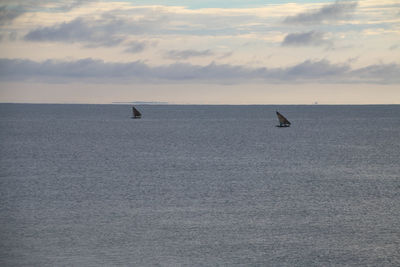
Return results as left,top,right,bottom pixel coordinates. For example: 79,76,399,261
0,104,399,266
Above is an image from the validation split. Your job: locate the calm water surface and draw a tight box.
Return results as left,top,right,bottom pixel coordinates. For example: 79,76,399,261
1,104,399,266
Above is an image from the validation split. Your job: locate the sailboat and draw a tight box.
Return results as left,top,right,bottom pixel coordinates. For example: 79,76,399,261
276,111,290,127
131,106,142,119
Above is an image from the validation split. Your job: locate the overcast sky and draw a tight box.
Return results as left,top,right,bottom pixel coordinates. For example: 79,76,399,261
0,0,399,104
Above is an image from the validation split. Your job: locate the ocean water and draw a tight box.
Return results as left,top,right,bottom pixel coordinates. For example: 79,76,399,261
0,104,399,266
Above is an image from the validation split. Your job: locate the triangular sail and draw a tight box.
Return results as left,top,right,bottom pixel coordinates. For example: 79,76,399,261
276,111,290,126
132,106,141,118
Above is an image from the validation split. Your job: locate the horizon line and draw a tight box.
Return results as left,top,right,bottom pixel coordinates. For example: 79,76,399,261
1,102,399,106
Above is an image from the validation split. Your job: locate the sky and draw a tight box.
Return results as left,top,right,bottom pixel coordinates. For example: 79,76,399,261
0,0,399,104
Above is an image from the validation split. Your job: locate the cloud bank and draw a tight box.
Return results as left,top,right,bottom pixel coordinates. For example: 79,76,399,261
1,58,398,84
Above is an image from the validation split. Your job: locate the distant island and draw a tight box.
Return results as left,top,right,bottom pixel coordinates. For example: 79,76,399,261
112,101,169,105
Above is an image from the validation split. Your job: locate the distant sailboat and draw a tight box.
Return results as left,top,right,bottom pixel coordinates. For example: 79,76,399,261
276,111,290,127
131,106,142,119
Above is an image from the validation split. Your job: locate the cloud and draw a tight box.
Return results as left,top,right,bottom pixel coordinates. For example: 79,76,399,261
1,58,398,84
284,59,349,78
18,4,279,44
23,10,168,46
165,49,214,60
0,1,96,26
1,1,95,11
281,31,332,47
123,40,158,54
24,17,126,47
283,1,358,25
0,6,24,25
351,63,400,83
123,41,147,54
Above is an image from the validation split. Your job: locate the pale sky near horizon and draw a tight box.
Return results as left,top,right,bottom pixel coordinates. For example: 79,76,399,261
0,0,399,104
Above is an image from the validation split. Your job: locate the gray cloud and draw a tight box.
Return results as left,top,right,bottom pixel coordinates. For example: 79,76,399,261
350,63,400,83
282,31,332,47
24,18,125,47
1,1,94,11
165,50,214,60
0,1,95,26
19,5,275,44
0,58,398,84
124,41,147,54
123,40,157,54
0,6,24,25
23,12,169,47
284,59,349,78
284,1,358,25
